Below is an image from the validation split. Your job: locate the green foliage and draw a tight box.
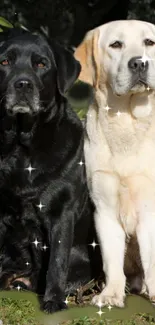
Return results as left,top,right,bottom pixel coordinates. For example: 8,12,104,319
0,16,13,32
68,81,92,120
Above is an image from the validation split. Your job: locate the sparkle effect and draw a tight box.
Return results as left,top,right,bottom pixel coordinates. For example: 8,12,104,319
78,161,84,166
25,164,36,175
32,238,40,248
108,305,113,311
95,299,106,317
138,49,154,65
138,51,150,65
116,111,122,117
89,240,99,249
96,307,105,317
58,240,61,244
96,300,105,317
42,244,48,251
16,285,21,291
36,201,45,211
137,50,155,91
97,301,103,308
64,297,69,305
104,105,111,112
26,262,30,266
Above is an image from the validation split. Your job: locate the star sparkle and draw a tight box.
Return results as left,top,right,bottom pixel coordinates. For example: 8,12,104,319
26,262,30,266
78,161,84,166
16,285,21,291
107,304,113,311
96,308,105,317
138,50,154,65
32,238,40,248
58,240,61,244
104,105,111,112
64,297,69,305
89,240,99,249
116,111,122,117
138,51,150,65
25,164,36,175
42,244,48,251
97,301,103,308
36,201,45,211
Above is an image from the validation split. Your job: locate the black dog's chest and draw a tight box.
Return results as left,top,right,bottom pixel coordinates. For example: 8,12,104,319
0,143,41,214
0,147,36,182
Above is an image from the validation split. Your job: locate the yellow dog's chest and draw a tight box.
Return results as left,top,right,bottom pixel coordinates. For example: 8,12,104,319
85,111,155,235
98,112,155,178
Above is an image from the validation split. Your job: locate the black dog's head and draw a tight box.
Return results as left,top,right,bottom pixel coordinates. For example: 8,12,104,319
0,29,81,116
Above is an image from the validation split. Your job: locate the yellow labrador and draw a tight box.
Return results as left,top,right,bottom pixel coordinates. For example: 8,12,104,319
75,20,155,307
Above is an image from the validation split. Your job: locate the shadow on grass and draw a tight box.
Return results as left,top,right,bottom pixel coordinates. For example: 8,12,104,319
0,291,155,325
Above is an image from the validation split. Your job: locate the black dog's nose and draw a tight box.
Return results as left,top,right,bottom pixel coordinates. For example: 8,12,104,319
128,56,149,73
14,79,33,91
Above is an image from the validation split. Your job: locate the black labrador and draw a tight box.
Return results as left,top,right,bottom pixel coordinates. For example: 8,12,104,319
0,29,99,313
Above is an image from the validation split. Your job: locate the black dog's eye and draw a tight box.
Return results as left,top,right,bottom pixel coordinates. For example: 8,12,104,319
36,62,46,68
144,39,155,46
109,41,123,49
0,59,9,66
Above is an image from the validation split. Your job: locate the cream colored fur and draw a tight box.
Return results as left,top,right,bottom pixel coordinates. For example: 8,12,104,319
75,20,155,307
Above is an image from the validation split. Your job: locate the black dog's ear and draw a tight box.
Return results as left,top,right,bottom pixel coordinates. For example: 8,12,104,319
50,41,81,95
0,27,29,45
0,27,10,46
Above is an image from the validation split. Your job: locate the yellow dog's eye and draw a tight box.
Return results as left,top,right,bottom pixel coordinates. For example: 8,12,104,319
144,39,155,46
0,59,9,66
110,41,123,49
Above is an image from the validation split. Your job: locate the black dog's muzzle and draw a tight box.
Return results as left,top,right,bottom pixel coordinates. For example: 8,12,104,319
6,75,40,115
14,79,34,93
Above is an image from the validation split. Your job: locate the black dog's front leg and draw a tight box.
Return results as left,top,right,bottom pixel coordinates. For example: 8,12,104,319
42,211,74,313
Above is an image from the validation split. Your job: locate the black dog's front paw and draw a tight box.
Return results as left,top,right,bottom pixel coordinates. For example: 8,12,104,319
42,300,68,313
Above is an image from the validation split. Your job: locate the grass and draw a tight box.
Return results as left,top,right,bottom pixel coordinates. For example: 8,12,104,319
0,297,40,325
0,294,155,325
61,315,155,325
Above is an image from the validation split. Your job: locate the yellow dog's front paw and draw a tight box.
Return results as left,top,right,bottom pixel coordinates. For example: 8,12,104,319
92,289,125,308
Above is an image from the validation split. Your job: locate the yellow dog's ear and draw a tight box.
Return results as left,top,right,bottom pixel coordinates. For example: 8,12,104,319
74,28,100,88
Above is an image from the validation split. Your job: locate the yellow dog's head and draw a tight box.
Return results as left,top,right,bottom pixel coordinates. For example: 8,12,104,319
75,20,155,96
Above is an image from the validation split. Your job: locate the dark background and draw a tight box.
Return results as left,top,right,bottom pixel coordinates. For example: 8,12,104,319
0,0,154,48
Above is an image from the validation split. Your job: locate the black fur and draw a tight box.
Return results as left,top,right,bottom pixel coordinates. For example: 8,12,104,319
0,29,100,313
